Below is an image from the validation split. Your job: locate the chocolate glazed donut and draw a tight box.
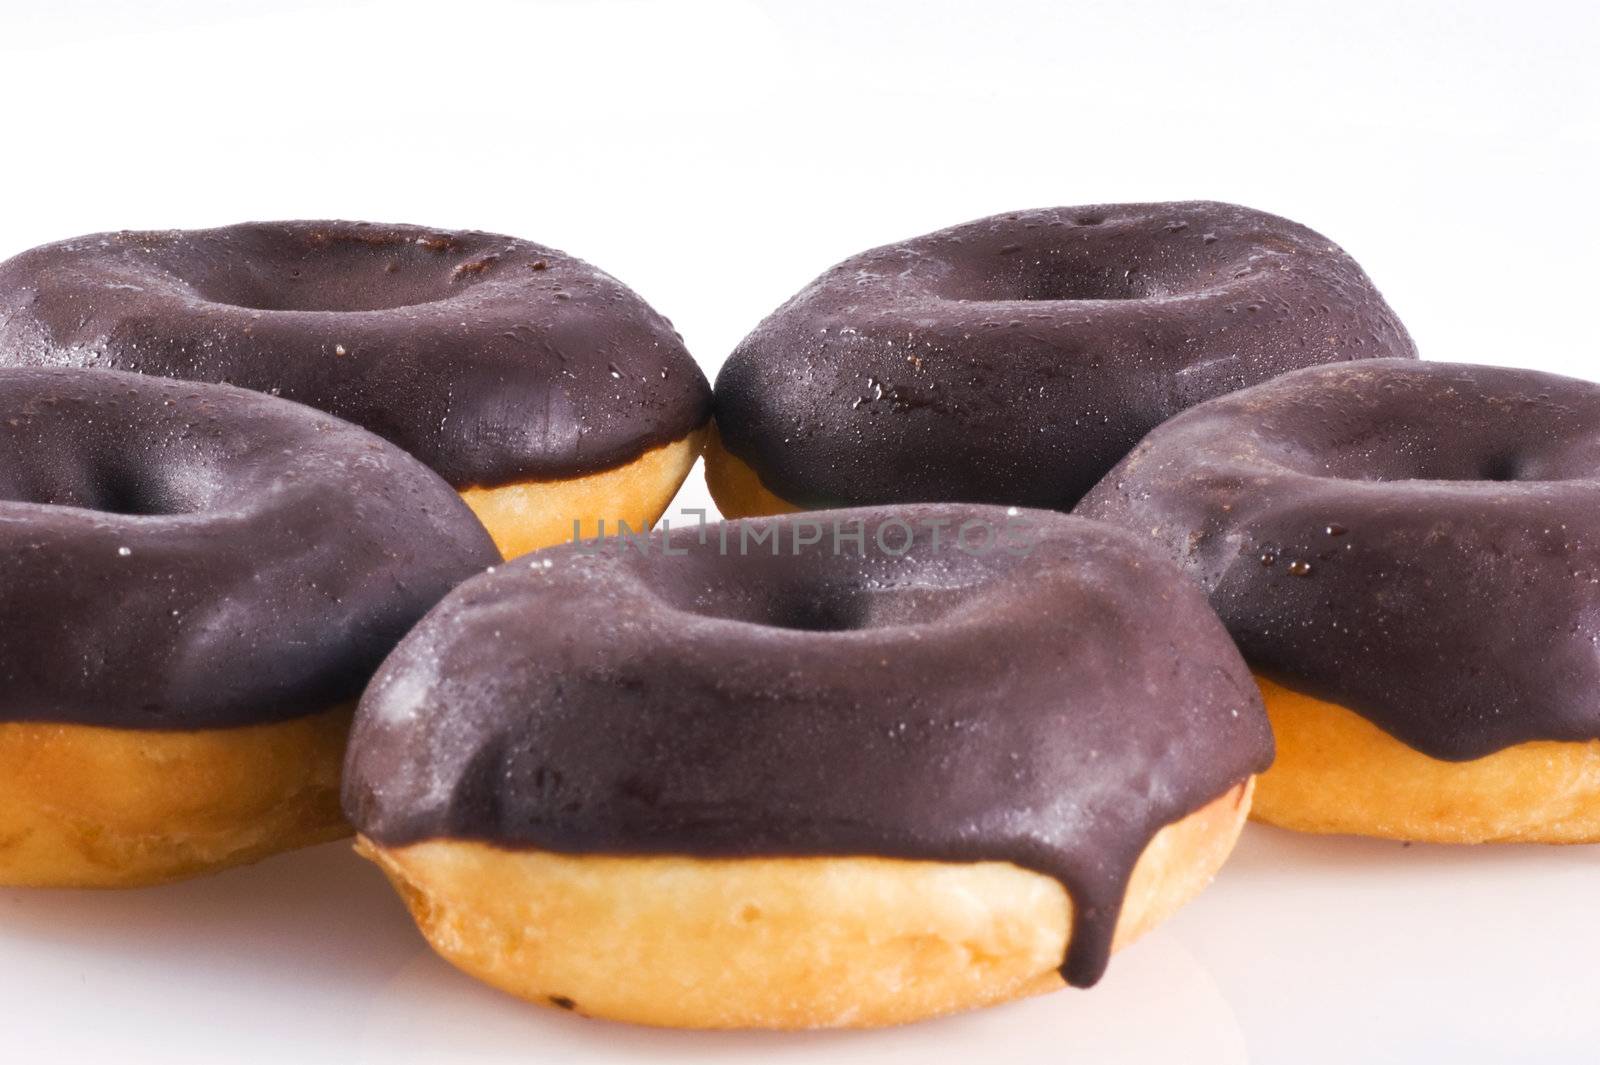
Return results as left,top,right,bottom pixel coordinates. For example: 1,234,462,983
0,366,497,886
1078,358,1600,843
709,201,1414,518
0,221,712,558
345,505,1271,1028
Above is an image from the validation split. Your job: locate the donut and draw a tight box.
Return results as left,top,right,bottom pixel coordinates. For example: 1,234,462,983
344,505,1271,1028
0,221,711,558
708,201,1414,518
0,366,497,887
1076,358,1600,844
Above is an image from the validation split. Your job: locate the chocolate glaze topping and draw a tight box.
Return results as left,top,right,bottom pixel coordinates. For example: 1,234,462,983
715,201,1414,510
344,505,1271,986
0,366,498,730
1078,358,1600,761
0,222,711,489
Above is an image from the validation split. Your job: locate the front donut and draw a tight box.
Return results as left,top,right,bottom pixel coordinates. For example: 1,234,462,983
0,367,498,887
1078,358,1600,843
0,221,712,558
344,505,1271,1029
709,201,1414,518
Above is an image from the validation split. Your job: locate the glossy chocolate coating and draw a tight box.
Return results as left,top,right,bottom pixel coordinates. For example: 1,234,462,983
345,505,1271,986
716,201,1414,510
0,221,711,489
1078,358,1600,760
0,366,498,730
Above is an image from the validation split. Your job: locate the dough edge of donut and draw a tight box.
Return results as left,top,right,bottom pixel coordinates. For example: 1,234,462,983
356,778,1253,1030
460,425,709,559
703,421,801,520
0,703,352,888
1252,675,1600,843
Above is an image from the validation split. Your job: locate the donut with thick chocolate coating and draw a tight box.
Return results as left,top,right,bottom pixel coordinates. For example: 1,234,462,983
0,366,497,886
708,201,1414,518
345,505,1271,1028
1077,358,1600,843
0,221,711,557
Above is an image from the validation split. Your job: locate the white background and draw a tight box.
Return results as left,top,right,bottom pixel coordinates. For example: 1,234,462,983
1,2,1597,1062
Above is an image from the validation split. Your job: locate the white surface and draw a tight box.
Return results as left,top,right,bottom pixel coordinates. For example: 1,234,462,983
3,830,1597,1064
1,1,1597,1062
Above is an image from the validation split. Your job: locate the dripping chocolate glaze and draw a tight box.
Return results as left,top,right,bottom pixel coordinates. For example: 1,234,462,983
0,221,711,489
714,201,1415,511
0,366,498,730
1077,358,1600,761
344,505,1271,987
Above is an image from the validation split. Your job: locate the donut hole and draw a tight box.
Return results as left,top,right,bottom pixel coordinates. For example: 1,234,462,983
676,585,887,632
1018,265,1163,302
1297,456,1542,485
934,250,1235,304
656,571,986,633
88,471,188,515
636,518,1036,635
1277,437,1552,485
1478,454,1522,482
1326,456,1532,484
178,232,490,313
187,258,458,312
2,460,219,516
1244,370,1600,486
755,594,871,632
937,262,1166,302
